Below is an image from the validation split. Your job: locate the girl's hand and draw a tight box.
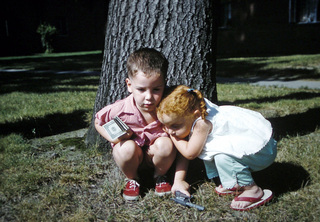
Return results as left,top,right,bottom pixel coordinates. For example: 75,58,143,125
172,180,190,197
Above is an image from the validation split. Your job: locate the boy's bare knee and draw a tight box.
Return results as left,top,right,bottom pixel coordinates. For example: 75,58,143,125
153,137,175,156
113,140,140,160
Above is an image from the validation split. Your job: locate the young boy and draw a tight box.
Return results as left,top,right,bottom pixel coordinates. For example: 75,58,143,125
95,48,176,201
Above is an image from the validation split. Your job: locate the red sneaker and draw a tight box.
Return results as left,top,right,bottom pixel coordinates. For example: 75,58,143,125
123,179,140,201
155,175,172,196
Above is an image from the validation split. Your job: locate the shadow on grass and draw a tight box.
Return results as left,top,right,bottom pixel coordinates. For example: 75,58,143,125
219,92,320,106
0,53,103,71
0,71,99,94
136,158,208,197
183,157,310,198
269,107,320,140
216,58,320,81
253,162,310,197
0,109,90,139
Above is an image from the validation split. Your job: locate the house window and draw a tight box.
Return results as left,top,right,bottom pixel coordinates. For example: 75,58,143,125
219,1,232,28
54,17,68,36
290,0,320,24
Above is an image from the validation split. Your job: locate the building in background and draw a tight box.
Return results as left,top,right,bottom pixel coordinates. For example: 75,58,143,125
1,0,319,57
217,0,320,56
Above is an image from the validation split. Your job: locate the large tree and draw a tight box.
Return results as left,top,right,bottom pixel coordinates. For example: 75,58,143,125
86,0,218,147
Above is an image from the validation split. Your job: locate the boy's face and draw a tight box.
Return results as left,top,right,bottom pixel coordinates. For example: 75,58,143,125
126,71,165,113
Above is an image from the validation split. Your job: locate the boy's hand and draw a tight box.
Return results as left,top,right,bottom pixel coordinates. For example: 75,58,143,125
117,128,133,141
108,128,133,144
95,118,133,144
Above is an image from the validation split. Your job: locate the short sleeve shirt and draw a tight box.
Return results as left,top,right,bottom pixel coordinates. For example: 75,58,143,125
194,99,273,160
95,94,168,147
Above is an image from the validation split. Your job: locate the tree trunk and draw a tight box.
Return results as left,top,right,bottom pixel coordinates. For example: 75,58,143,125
86,0,218,148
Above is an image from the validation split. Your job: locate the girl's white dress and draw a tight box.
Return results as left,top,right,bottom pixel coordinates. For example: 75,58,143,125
193,99,273,161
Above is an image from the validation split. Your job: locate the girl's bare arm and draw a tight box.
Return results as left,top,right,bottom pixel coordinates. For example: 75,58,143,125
171,119,211,160
172,153,190,196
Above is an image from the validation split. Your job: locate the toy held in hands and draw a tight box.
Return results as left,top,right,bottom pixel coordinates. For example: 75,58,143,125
171,191,205,211
102,116,130,140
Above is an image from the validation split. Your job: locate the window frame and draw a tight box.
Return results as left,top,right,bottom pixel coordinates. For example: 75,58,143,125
289,0,320,24
218,1,232,29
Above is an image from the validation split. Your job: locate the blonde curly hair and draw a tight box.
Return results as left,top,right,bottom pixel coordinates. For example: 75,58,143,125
157,85,208,120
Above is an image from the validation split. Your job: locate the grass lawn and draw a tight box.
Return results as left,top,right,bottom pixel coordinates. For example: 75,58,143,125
0,51,103,72
0,52,320,221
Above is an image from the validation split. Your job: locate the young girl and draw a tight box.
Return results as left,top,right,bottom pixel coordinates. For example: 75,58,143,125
157,85,277,211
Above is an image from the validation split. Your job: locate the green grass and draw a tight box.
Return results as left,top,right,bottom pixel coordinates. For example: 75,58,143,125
217,54,320,80
0,52,320,221
0,50,103,71
1,51,319,80
217,84,320,117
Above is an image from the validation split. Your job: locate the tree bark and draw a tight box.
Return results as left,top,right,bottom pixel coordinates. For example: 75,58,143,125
86,0,218,148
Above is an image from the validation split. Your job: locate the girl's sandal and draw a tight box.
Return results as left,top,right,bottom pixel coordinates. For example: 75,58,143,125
230,189,273,211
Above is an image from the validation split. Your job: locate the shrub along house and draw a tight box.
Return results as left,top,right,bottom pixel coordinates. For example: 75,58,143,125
217,0,320,56
1,0,107,56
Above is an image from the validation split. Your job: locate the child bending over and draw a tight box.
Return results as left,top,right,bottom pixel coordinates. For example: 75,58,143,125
95,48,176,201
157,85,277,211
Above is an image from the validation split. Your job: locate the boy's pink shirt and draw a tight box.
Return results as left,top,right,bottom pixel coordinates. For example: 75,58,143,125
95,94,168,147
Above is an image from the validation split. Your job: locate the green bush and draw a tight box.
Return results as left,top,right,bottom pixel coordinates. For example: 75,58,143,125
37,23,57,53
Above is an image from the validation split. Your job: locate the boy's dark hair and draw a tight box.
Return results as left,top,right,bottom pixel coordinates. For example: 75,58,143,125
127,48,168,79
